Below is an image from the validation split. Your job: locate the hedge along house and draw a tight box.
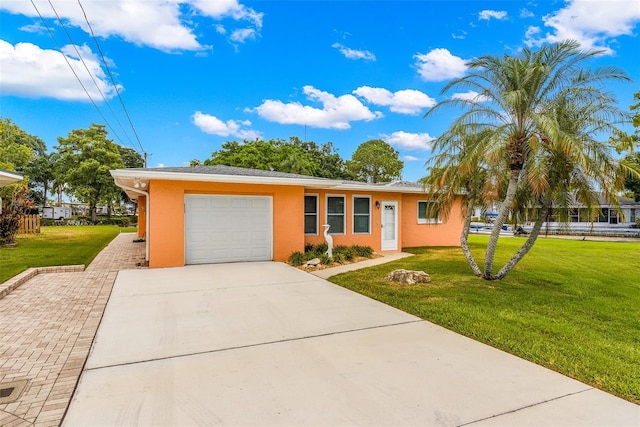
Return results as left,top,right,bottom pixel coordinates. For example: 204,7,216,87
110,165,464,268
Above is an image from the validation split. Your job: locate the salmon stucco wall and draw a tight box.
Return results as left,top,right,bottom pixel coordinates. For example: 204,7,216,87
137,195,147,239
400,194,464,247
147,180,304,268
303,190,464,253
304,190,402,253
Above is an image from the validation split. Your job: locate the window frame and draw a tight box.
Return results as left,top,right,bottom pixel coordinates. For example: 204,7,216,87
325,194,346,235
304,194,319,235
352,195,371,234
417,200,442,224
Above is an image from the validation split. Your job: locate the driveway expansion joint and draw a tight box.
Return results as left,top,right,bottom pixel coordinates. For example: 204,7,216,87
457,387,594,426
85,319,426,372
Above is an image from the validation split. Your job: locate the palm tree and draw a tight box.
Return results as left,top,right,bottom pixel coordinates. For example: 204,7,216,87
425,40,631,280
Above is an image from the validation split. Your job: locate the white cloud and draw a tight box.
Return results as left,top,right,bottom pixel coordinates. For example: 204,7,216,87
332,43,376,61
520,8,534,19
414,48,468,82
524,0,640,52
191,0,263,28
479,10,508,21
192,111,261,140
0,0,263,52
451,31,467,40
230,28,257,43
19,22,46,34
402,155,420,162
451,90,490,102
382,131,435,151
353,86,436,115
0,40,118,101
252,86,383,130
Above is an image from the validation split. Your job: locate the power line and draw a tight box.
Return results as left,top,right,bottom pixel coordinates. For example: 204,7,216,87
31,0,130,148
77,0,146,157
46,0,137,151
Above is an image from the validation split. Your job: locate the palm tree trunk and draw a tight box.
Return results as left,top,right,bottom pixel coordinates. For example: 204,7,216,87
483,168,520,279
461,201,482,276
493,217,545,279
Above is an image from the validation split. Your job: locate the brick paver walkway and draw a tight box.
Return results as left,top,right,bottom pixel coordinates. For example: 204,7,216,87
0,233,146,426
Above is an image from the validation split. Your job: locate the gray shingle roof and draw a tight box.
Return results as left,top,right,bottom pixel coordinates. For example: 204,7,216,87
134,165,334,181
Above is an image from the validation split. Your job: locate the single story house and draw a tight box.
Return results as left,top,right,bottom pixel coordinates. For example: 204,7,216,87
0,169,23,188
0,169,24,213
110,165,464,268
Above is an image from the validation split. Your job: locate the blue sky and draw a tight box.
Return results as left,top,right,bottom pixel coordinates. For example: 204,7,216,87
1,0,639,181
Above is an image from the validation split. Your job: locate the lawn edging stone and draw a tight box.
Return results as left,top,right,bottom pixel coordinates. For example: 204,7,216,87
0,265,85,301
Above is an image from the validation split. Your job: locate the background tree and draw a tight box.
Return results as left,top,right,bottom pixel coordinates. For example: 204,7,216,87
201,137,350,179
346,139,403,183
118,146,145,169
622,91,640,201
0,118,37,205
117,145,145,213
24,153,57,207
56,124,125,221
625,153,640,201
0,119,36,172
425,40,631,280
0,118,46,158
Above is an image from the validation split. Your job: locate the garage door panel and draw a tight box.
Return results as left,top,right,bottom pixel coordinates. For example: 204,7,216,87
251,231,268,241
185,195,272,264
231,230,249,242
188,233,207,243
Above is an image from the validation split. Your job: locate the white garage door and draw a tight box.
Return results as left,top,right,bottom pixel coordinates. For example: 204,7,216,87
185,195,272,264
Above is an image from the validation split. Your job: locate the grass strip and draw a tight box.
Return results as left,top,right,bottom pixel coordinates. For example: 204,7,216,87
0,226,123,283
329,235,640,404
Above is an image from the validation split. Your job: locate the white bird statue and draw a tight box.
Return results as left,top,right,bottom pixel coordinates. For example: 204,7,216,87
323,224,333,258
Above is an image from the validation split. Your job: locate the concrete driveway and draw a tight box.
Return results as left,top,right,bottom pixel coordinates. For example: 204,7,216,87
64,262,639,426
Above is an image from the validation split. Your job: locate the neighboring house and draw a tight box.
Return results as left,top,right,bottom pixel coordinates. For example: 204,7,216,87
523,195,640,228
110,165,464,268
0,169,22,188
0,169,23,213
474,195,640,229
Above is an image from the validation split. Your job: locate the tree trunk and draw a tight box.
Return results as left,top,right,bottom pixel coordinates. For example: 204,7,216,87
460,201,482,276
90,203,97,222
42,182,48,208
493,217,545,280
483,168,521,280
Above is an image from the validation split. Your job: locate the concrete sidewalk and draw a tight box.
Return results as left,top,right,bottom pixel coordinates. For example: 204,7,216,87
310,251,414,279
64,262,639,426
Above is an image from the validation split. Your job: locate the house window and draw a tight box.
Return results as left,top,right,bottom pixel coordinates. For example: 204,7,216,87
326,196,345,234
570,208,580,222
418,201,440,224
304,195,318,234
353,196,370,234
598,208,609,223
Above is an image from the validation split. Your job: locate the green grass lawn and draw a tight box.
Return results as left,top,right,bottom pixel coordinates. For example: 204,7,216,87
329,235,640,404
0,226,124,283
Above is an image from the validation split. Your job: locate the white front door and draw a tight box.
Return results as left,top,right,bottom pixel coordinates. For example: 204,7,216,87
381,201,398,251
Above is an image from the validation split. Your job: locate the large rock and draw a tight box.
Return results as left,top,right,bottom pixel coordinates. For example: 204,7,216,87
305,258,321,268
385,269,431,284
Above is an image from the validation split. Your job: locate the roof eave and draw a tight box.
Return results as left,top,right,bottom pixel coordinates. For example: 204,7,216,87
0,170,24,187
110,169,465,195
110,169,340,188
